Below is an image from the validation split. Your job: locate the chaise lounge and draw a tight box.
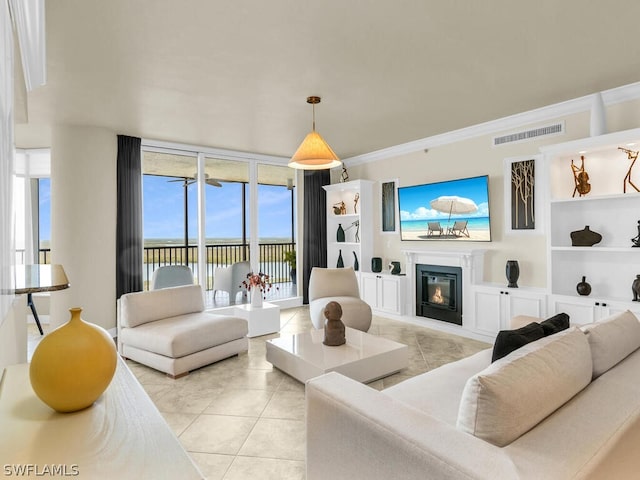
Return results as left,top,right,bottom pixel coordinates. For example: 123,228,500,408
117,284,248,378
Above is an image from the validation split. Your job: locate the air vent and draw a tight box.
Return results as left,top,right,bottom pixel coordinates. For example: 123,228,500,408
493,122,564,146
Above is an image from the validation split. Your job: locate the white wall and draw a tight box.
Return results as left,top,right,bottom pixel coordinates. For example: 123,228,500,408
50,126,117,330
348,98,640,288
0,298,27,369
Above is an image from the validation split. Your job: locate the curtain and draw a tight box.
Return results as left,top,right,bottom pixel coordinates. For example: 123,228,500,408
0,0,14,320
116,135,143,299
302,170,329,304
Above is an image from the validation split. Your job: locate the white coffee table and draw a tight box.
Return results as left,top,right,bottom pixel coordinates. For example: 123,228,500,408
234,302,280,337
266,327,408,383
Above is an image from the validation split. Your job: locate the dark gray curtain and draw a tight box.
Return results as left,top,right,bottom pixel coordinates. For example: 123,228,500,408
116,135,143,299
303,170,330,303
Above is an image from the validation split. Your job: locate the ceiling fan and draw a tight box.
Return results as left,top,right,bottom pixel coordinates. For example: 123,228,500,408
169,173,222,187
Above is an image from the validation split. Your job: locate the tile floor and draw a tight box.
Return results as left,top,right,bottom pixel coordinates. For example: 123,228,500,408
28,307,489,480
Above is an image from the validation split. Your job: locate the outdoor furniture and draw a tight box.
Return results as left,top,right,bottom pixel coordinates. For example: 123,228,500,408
308,267,372,332
213,261,251,304
151,265,194,290
427,222,443,236
448,220,470,237
117,284,248,378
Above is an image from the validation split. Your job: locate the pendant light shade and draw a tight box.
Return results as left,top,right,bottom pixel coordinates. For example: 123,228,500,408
288,96,342,170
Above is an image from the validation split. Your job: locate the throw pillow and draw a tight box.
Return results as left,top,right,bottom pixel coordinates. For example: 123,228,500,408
457,327,592,447
540,312,570,336
491,322,545,362
580,310,640,378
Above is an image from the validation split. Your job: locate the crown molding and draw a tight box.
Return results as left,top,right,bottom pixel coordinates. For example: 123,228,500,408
345,82,640,166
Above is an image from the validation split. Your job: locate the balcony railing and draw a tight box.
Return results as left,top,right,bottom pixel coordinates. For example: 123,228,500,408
18,244,295,292
143,242,295,291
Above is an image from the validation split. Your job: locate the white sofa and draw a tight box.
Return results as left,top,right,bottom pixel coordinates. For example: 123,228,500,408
118,285,248,378
306,310,640,479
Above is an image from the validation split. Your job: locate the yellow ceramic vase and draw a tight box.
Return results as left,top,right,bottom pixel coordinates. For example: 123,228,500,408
29,307,117,413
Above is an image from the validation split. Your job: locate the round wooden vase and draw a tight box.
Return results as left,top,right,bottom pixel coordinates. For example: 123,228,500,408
29,307,117,413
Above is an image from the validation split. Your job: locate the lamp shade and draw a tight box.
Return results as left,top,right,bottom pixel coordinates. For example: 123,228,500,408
288,131,342,170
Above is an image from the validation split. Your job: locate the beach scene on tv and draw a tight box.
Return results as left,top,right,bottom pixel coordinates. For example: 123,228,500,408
398,175,491,242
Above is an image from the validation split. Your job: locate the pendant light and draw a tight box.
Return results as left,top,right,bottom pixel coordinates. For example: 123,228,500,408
288,96,342,170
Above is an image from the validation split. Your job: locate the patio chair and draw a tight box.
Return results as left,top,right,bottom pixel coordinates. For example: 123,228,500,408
427,222,444,236
151,265,194,290
448,220,470,237
213,261,251,304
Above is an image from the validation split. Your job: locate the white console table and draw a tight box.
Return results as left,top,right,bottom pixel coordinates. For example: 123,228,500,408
0,359,203,479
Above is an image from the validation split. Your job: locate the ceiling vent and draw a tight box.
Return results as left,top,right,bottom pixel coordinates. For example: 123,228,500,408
493,122,564,147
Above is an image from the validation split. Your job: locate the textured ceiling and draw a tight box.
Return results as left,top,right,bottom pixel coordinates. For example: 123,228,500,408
17,0,640,160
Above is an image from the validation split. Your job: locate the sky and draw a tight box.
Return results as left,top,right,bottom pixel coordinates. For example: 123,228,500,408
398,175,490,221
142,175,294,240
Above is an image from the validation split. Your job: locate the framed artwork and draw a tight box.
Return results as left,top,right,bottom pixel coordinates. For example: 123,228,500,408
504,155,543,234
381,179,398,233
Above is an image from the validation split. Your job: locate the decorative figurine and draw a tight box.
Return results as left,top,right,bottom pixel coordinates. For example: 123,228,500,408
632,220,640,247
333,201,346,215
323,301,346,346
571,155,591,197
353,193,359,214
632,275,640,301
344,220,360,242
340,166,349,183
619,147,640,193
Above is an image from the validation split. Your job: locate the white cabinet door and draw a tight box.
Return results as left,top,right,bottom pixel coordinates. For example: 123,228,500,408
380,275,402,314
549,295,598,325
472,287,503,334
473,285,547,334
361,273,379,309
360,273,405,315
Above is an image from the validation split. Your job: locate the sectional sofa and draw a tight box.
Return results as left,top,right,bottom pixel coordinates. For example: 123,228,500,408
306,310,640,479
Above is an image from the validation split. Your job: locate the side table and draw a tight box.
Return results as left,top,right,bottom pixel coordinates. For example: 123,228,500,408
234,302,280,337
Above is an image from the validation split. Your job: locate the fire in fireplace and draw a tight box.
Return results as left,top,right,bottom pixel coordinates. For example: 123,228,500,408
416,264,462,325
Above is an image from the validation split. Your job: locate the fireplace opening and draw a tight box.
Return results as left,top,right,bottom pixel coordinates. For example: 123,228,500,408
416,264,462,325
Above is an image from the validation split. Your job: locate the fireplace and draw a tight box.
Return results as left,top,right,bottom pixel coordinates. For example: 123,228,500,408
416,264,462,325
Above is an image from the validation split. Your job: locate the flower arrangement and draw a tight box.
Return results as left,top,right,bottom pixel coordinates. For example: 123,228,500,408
241,272,275,299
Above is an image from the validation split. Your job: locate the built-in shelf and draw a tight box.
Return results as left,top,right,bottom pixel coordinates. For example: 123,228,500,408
550,246,640,252
550,192,640,204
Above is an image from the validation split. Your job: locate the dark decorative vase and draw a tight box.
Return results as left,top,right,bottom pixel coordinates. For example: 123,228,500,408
337,249,344,268
506,260,519,288
371,257,382,273
290,268,297,285
336,224,345,242
389,261,401,275
576,276,592,296
632,275,640,301
353,252,359,271
570,225,602,247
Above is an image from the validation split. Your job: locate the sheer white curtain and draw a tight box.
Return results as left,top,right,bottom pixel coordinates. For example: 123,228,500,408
1,0,15,320
8,0,46,91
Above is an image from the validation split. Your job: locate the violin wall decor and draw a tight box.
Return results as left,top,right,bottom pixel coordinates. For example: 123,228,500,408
571,155,591,197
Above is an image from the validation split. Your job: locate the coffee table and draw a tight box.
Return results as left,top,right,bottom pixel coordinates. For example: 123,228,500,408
266,327,408,383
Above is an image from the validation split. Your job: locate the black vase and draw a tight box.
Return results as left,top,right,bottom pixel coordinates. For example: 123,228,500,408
576,276,591,296
336,224,345,242
506,260,519,288
371,257,382,273
570,225,602,247
353,252,359,271
337,250,344,268
390,261,401,275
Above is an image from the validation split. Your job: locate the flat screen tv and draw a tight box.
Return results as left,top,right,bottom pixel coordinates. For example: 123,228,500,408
398,175,491,242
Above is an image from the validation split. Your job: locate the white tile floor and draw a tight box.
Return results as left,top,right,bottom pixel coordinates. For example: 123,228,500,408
28,307,489,480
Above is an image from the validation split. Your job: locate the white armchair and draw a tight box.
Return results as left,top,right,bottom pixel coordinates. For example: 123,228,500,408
213,261,251,304
308,267,372,332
